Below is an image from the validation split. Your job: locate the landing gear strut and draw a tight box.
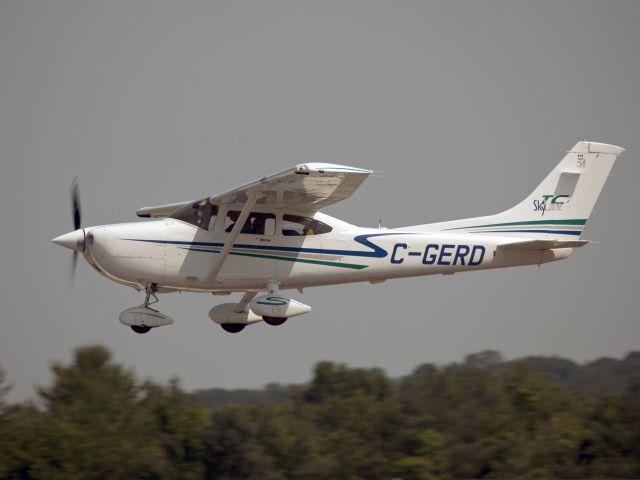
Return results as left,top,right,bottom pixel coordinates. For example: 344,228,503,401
130,284,158,334
143,284,159,307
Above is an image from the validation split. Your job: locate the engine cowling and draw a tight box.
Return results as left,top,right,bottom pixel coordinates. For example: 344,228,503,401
250,295,311,319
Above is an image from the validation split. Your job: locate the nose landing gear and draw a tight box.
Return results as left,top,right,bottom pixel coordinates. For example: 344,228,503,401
143,284,159,308
119,284,174,334
130,284,158,335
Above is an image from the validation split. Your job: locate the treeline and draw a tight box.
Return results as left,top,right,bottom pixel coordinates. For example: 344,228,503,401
462,350,640,396
1,347,639,479
195,350,640,407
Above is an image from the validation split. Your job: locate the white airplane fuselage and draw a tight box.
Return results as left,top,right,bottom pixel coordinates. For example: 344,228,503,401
79,210,571,294
51,141,623,333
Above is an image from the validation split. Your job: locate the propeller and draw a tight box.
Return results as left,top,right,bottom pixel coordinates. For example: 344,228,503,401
70,177,82,281
51,177,87,284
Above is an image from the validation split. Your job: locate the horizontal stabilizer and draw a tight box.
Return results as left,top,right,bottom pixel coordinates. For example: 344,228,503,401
498,239,590,250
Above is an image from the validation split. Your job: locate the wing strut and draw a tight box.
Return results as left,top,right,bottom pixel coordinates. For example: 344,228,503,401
208,193,257,282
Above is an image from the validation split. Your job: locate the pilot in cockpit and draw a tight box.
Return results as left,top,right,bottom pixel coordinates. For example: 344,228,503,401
251,215,266,235
225,211,253,234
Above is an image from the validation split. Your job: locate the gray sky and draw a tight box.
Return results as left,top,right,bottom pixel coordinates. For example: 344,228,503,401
1,0,639,402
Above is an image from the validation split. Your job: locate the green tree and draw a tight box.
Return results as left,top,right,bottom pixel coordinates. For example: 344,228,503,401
390,428,449,480
203,404,287,480
141,378,210,479
1,346,168,479
3,347,640,479
0,367,11,412
294,362,400,479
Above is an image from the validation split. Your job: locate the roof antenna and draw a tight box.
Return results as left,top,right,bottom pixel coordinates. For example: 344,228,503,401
378,218,382,229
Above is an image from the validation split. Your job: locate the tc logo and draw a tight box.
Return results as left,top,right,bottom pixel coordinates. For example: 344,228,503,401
533,194,569,216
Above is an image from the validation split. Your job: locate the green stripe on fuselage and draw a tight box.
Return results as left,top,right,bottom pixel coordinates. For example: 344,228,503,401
444,219,587,230
181,247,368,270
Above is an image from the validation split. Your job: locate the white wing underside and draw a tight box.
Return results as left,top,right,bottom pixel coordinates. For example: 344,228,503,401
137,163,372,218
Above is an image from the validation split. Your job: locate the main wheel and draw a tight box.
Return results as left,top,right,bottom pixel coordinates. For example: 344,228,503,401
221,323,246,333
263,316,287,326
131,325,151,334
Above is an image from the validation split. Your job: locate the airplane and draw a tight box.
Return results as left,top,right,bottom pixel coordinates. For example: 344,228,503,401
52,141,623,334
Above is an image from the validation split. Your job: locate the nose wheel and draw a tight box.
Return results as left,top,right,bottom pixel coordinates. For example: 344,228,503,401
121,283,172,334
131,325,151,334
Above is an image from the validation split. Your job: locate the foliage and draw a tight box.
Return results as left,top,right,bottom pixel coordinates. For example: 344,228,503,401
0,348,639,479
195,383,292,408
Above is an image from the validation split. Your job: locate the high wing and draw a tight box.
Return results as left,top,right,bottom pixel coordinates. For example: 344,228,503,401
136,163,372,218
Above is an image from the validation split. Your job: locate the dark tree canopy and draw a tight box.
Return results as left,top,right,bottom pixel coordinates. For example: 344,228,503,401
0,347,639,479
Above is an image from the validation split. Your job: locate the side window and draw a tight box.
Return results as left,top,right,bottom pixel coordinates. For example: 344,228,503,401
282,215,332,236
170,201,217,230
224,211,275,236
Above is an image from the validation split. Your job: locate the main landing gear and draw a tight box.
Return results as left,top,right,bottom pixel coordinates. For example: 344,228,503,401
212,291,257,334
257,282,287,327
221,323,246,333
263,316,287,326
209,283,311,333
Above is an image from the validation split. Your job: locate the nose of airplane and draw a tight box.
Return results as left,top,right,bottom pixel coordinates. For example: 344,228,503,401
51,229,85,252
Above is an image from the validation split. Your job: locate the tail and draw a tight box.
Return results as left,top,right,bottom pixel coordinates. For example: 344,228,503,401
418,141,624,239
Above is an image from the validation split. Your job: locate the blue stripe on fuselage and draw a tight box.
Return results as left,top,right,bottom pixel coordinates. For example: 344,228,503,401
123,233,415,258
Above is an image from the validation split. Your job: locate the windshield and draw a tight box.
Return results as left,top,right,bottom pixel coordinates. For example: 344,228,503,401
170,200,217,230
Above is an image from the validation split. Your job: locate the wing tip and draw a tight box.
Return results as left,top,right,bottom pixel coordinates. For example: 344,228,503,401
295,163,372,174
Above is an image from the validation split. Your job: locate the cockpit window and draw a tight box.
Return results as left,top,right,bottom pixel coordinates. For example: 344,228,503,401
282,215,332,236
170,200,217,230
224,211,276,235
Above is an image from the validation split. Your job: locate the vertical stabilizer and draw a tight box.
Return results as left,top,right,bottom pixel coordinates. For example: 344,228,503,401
417,141,624,239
